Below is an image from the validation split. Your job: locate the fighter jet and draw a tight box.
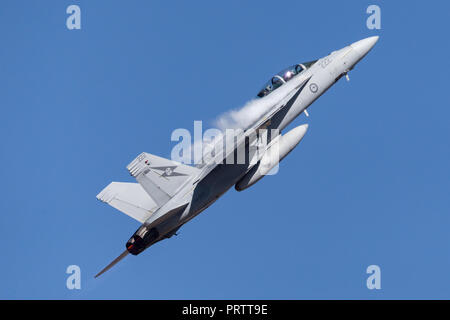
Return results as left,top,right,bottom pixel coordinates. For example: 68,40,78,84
95,36,379,277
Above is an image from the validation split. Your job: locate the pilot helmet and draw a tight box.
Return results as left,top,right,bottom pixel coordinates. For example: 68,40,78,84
283,70,294,81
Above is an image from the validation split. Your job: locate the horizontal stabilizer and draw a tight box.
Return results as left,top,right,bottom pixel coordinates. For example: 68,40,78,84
97,182,158,223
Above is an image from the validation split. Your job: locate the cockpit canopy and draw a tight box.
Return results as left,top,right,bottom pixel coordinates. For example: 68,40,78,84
256,60,317,98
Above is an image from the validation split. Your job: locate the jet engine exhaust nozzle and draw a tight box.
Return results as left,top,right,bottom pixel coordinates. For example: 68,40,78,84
126,227,160,255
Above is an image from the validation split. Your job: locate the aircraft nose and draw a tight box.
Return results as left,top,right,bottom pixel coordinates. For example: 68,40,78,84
350,36,379,58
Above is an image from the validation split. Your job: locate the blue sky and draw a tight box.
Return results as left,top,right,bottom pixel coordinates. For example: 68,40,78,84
1,0,449,299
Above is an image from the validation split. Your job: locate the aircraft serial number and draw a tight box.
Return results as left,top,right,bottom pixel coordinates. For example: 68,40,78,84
319,56,332,68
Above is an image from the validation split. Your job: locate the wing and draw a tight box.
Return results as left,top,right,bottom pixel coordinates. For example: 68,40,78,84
96,182,158,223
127,152,200,207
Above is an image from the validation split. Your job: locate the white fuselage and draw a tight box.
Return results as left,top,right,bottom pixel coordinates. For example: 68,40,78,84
137,36,379,250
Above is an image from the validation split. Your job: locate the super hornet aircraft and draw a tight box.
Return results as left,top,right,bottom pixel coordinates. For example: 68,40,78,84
95,36,379,277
